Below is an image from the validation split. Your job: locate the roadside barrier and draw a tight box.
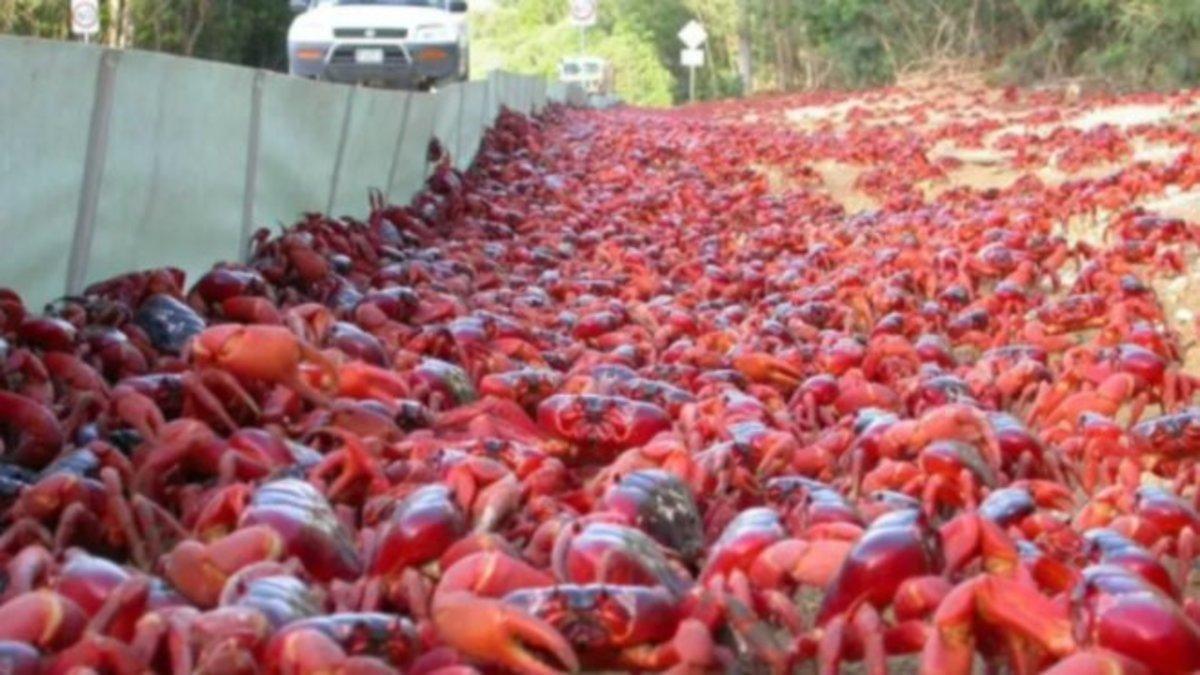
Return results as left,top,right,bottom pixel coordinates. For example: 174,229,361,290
0,36,569,306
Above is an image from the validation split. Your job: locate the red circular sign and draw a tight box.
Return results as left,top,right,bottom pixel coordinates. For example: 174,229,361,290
72,0,100,33
570,0,597,24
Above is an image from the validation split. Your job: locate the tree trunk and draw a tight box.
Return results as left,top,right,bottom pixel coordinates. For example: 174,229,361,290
771,0,789,90
967,0,981,57
150,0,165,51
106,0,120,45
183,0,212,56
737,0,752,94
116,0,133,48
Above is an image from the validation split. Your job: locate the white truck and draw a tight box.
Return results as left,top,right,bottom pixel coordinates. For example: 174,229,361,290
288,0,470,89
557,56,614,97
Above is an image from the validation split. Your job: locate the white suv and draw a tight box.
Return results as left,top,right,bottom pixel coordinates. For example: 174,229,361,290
288,0,469,89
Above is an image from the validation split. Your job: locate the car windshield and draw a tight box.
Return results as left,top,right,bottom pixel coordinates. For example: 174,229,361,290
584,63,601,75
561,63,581,76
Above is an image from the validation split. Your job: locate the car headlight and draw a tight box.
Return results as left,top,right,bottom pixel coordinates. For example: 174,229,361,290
289,18,330,43
414,24,454,42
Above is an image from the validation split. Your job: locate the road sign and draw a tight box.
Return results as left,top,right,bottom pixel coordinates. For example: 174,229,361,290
569,0,598,27
678,20,707,49
71,0,100,37
679,21,707,104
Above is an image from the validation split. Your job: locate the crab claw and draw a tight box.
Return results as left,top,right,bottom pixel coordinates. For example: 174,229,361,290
433,551,579,674
433,594,578,675
265,625,394,675
921,575,1074,675
0,590,86,651
188,324,335,404
748,538,853,589
732,351,802,390
162,525,284,607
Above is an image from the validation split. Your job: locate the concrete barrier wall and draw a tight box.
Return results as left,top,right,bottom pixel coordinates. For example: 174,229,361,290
0,35,565,307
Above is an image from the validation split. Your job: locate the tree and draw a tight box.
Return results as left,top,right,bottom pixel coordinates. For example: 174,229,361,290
472,0,679,105
5,0,1200,99
0,0,70,38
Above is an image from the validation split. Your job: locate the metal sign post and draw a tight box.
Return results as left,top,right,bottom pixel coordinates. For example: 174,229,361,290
678,20,707,103
681,48,704,102
570,0,597,56
71,0,101,43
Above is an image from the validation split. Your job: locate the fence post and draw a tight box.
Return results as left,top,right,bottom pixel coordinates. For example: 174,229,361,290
384,92,414,203
66,48,120,296
239,70,266,260
484,74,495,127
455,83,467,165
326,84,359,216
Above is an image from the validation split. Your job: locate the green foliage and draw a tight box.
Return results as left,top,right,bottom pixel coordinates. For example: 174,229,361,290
801,0,891,87
471,0,675,105
997,0,1200,89
195,1,292,70
1,0,290,68
478,0,1200,100
0,1,70,38
7,0,1200,102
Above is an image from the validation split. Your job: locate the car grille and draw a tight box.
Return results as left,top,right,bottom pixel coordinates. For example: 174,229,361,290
333,28,408,39
329,45,410,65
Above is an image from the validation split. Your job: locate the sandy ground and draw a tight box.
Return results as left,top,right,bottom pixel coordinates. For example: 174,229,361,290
752,84,1200,374
812,161,877,213
774,92,1200,209
1070,104,1182,129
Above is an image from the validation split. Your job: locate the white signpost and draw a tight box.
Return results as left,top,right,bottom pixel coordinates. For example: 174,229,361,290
569,0,598,27
71,0,100,43
678,20,707,103
569,0,597,56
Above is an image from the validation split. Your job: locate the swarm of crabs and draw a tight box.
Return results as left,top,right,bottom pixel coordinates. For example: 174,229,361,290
5,82,1200,674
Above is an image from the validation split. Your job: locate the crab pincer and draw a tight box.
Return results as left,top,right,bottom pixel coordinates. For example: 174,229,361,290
188,323,336,405
432,551,579,674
